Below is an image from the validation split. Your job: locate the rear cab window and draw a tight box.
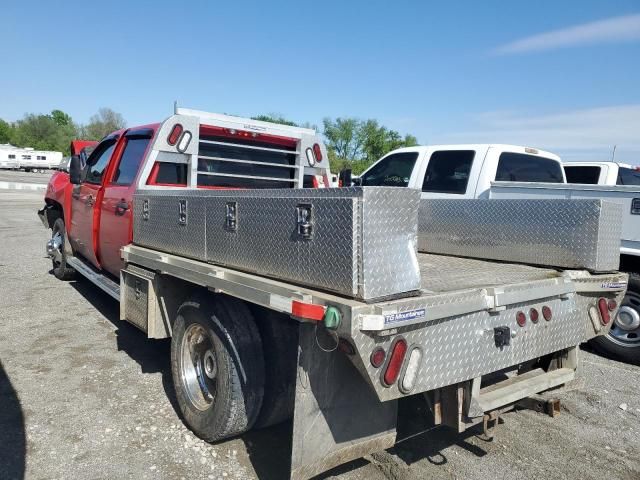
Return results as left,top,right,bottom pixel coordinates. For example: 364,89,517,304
422,150,475,194
617,167,640,186
360,152,419,187
564,166,601,184
495,152,563,183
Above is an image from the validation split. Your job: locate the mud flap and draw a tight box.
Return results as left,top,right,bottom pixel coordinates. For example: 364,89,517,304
290,324,397,480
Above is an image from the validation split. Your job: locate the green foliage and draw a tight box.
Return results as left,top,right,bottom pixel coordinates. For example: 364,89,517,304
0,119,13,144
322,117,418,174
51,109,73,127
0,108,127,155
251,113,298,127
11,112,76,154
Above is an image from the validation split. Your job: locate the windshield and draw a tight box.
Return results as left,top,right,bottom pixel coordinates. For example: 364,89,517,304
360,152,419,187
495,152,564,183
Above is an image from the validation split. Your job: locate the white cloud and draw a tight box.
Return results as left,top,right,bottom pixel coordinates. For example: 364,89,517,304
433,104,640,163
493,14,640,55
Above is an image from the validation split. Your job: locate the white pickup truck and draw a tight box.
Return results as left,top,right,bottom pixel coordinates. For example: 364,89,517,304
355,147,638,363
355,144,565,197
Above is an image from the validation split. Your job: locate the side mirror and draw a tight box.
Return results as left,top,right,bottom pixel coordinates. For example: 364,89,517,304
69,155,82,184
338,168,352,187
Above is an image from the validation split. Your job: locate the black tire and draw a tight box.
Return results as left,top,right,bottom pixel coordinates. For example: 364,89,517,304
171,294,265,441
591,273,640,364
51,218,76,280
249,306,298,428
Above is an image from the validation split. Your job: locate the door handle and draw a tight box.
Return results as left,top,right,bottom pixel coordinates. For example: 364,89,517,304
115,199,129,216
86,194,95,207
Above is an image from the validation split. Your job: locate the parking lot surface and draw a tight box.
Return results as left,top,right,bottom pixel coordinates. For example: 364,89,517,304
0,188,639,480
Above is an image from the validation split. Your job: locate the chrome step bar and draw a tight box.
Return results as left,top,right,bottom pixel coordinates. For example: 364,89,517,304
67,257,120,301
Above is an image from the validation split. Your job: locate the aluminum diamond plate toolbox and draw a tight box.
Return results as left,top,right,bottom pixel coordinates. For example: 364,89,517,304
418,199,622,272
133,187,421,300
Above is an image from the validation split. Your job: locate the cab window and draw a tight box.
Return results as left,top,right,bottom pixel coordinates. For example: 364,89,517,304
564,166,601,184
422,150,475,194
360,152,419,187
84,140,117,185
495,153,563,183
112,136,152,186
617,167,640,186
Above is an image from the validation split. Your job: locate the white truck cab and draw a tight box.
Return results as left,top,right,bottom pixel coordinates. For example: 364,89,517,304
564,161,640,186
357,144,564,198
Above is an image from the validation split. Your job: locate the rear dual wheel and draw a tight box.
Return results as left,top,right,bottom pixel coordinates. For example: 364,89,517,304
591,273,640,364
171,294,265,441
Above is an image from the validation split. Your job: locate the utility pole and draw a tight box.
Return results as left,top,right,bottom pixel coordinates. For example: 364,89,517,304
611,145,617,162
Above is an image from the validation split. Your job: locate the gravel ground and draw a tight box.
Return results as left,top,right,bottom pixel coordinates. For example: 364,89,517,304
0,169,53,185
0,189,638,480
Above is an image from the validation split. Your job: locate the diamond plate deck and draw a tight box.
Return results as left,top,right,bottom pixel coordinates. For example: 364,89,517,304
133,187,421,301
418,199,622,272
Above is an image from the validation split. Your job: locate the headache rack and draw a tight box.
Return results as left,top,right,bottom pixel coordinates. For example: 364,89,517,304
138,108,330,190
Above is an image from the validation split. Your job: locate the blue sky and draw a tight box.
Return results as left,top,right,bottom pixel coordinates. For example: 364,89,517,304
1,0,639,162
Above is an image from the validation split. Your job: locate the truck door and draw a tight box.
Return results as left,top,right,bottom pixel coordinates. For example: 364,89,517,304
98,129,154,278
68,137,119,268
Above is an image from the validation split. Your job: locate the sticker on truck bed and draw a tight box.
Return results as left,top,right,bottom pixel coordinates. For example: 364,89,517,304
384,309,426,325
601,281,627,289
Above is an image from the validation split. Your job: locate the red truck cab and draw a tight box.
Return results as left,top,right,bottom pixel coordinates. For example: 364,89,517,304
39,109,332,280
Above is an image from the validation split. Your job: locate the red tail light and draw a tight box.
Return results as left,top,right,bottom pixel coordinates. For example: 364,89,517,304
383,338,407,386
598,298,611,325
516,311,526,327
529,308,539,323
370,347,386,368
607,299,617,311
168,124,183,145
313,143,323,162
542,306,552,321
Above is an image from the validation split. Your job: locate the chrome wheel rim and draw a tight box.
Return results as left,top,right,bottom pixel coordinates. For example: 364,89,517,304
48,230,63,265
180,323,218,411
609,292,640,348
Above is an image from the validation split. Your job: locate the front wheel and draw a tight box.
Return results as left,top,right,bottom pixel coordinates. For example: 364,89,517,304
171,294,265,441
591,273,640,364
49,218,76,280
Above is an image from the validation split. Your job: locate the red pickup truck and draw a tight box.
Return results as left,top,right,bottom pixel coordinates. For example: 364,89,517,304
38,108,627,480
41,110,332,281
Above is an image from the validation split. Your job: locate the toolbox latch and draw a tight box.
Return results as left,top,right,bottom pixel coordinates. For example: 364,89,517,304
494,326,511,348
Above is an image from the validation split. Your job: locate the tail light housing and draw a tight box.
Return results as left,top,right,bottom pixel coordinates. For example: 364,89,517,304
382,338,407,387
399,347,423,393
529,308,539,323
313,143,323,162
542,306,552,321
167,123,183,145
370,347,386,368
607,299,617,311
598,298,611,325
516,311,526,327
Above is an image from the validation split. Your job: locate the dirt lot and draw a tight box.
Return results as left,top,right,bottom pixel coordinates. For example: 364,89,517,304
0,188,639,480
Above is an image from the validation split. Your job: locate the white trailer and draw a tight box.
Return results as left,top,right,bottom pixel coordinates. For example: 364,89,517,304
0,144,62,172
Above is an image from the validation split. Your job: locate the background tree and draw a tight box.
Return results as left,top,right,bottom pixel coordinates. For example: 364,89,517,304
10,111,77,154
0,119,13,144
252,113,298,127
82,108,126,140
